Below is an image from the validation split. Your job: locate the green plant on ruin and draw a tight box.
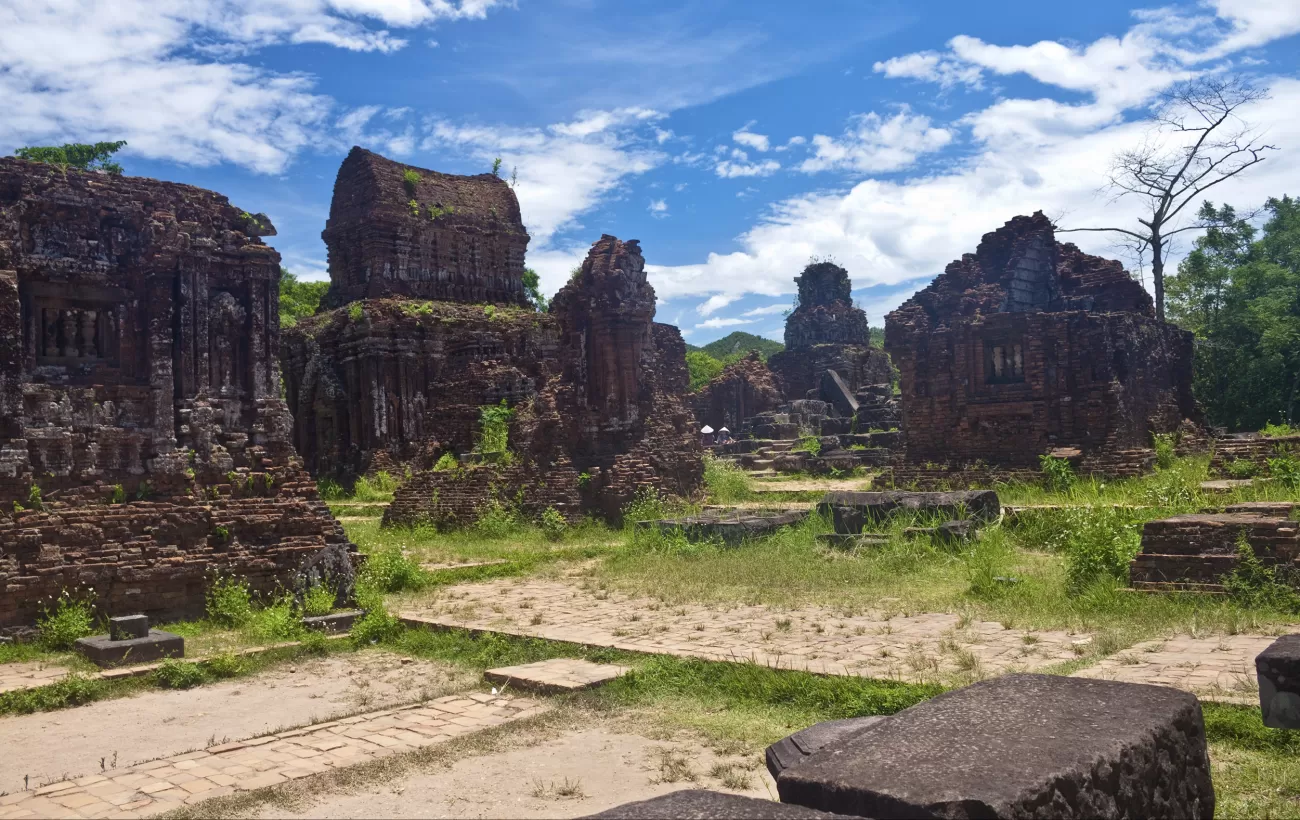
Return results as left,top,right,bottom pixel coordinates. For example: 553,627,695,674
301,582,336,617
474,498,523,539
205,572,253,627
433,452,460,473
491,157,503,177
1038,454,1076,492
427,204,446,220
1222,532,1300,612
14,140,127,174
577,471,592,489
1268,451,1300,488
357,545,428,594
1152,433,1178,470
212,524,230,543
540,506,568,541
27,484,42,510
408,198,420,217
476,399,514,455
1224,458,1258,479
402,168,420,196
348,303,364,322
353,471,398,502
522,268,548,311
317,478,346,500
483,304,497,319
37,588,96,650
792,433,822,457
1261,421,1300,438
247,592,303,642
135,481,153,501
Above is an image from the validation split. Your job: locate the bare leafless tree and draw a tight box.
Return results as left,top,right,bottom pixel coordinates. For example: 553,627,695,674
1060,75,1276,319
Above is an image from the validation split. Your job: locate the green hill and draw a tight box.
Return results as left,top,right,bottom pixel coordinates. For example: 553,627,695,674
689,331,784,360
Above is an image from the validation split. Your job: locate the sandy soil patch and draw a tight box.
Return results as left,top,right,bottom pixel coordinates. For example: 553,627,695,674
0,650,473,793
252,727,775,819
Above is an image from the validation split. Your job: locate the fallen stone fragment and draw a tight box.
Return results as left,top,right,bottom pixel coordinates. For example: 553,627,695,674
588,790,856,819
817,490,1001,534
777,673,1214,819
1256,634,1300,729
765,716,886,779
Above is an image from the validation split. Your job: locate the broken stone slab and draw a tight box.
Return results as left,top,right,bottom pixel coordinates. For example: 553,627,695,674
816,533,890,550
765,716,887,779
777,673,1214,819
640,509,809,545
817,490,1001,534
75,631,184,668
108,614,150,641
820,370,859,417
302,610,365,634
485,658,629,694
586,790,856,819
1256,634,1300,729
903,519,976,545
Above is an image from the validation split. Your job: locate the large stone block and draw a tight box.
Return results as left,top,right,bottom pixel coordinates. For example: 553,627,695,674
817,490,1001,534
75,631,184,668
587,790,854,819
765,716,886,779
777,674,1214,819
1256,634,1300,729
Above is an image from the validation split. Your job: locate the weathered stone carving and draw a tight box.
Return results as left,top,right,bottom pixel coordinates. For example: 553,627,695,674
886,212,1201,477
0,157,351,632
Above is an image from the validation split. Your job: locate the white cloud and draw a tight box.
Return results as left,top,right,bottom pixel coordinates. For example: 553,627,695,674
740,303,789,317
1199,0,1300,57
715,158,781,178
872,51,983,89
424,108,666,295
654,128,675,144
648,198,669,218
733,126,771,152
697,317,755,329
0,0,510,173
696,293,740,316
798,109,953,174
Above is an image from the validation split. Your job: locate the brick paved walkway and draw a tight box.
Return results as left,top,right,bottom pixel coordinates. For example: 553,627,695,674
0,692,542,819
0,661,71,696
400,578,1085,683
1072,634,1275,703
402,578,1284,701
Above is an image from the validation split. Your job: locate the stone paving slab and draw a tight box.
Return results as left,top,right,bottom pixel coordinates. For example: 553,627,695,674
400,578,1085,684
401,578,1287,700
0,692,543,819
485,658,630,693
1070,634,1277,703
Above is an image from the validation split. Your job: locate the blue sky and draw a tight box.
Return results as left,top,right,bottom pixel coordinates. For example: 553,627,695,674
4,0,1299,345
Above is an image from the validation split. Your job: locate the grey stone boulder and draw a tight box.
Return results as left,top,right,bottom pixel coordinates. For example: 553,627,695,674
587,790,856,819
817,490,1001,534
766,716,887,779
1256,634,1300,729
777,673,1214,819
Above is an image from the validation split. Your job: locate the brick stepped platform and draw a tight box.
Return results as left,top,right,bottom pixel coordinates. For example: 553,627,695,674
1211,434,1300,477
1130,503,1300,592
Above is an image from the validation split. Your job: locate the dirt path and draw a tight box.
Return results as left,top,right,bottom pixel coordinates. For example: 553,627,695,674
252,727,774,819
0,651,474,794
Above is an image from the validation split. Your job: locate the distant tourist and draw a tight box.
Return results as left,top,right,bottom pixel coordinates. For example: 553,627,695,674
700,425,715,446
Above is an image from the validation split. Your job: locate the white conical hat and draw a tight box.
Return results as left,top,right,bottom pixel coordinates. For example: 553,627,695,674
700,425,714,434
719,427,730,432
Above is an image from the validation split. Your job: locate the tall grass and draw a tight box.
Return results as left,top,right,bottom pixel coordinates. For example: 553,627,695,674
703,454,753,503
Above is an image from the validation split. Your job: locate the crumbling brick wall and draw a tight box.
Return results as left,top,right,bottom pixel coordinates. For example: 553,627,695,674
690,352,783,433
320,147,530,309
768,262,892,400
0,158,350,631
885,212,1201,471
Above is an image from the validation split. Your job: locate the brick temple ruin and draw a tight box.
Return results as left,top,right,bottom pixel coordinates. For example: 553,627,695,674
885,212,1201,484
701,261,900,475
283,148,701,525
0,157,350,632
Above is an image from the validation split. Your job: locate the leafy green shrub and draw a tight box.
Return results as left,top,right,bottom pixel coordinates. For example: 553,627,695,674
1038,454,1075,492
792,434,822,457
15,140,127,174
302,582,336,617
38,589,96,649
1261,422,1300,438
1267,452,1300,489
1060,508,1143,593
205,573,254,627
347,303,364,322
247,594,303,642
353,471,398,502
300,629,331,655
622,487,671,525
154,658,206,689
204,652,245,679
110,484,126,504
1224,458,1258,479
350,602,402,645
402,168,420,195
1222,534,1300,612
703,454,752,503
433,452,459,471
686,350,725,391
474,499,522,539
1152,433,1177,470
476,400,514,454
360,545,427,593
540,506,568,541
1141,463,1201,508
27,484,43,510
317,478,346,500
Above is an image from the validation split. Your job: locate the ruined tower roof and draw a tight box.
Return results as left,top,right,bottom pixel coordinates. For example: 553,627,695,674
321,146,530,307
783,261,870,350
887,212,1153,334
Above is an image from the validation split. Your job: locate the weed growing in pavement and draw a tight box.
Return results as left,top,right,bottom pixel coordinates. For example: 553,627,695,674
153,658,207,689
